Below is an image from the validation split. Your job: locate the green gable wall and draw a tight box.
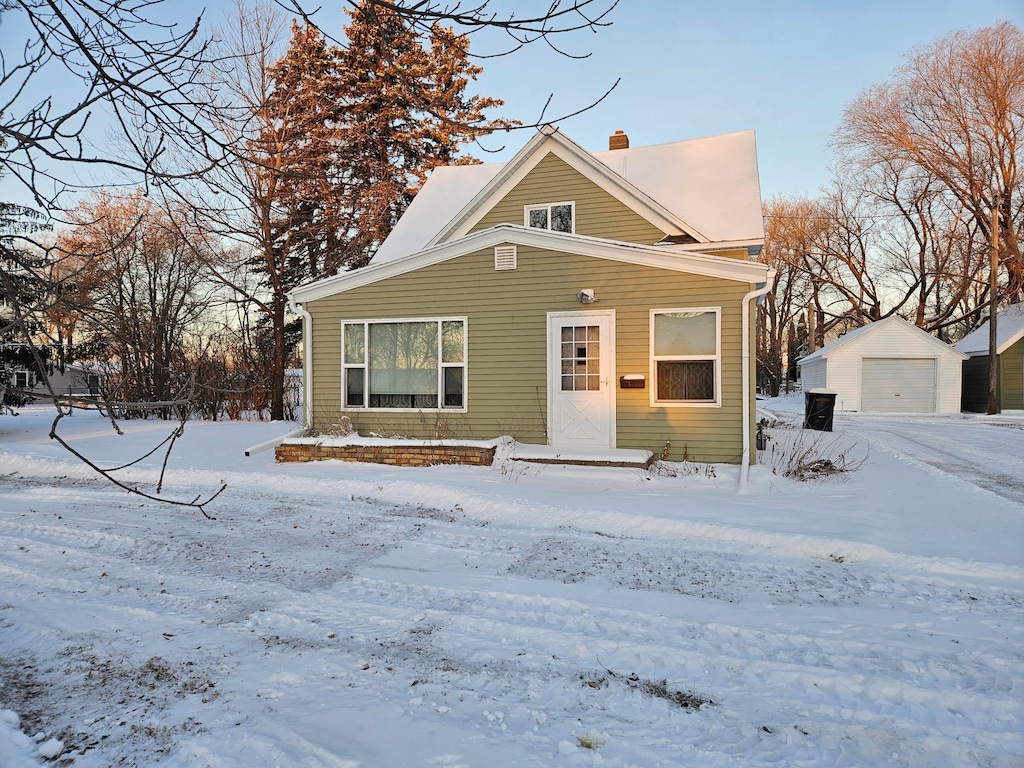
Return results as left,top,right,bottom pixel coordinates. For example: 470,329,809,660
470,152,669,245
305,245,757,463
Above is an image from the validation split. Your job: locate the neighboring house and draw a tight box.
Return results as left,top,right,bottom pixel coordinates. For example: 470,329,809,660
8,363,105,397
798,316,967,413
956,302,1024,412
289,127,772,464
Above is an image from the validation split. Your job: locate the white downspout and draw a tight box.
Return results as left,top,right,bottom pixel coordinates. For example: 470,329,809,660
738,269,775,492
290,299,313,429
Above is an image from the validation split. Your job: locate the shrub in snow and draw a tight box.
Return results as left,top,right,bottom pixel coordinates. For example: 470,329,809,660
766,431,866,481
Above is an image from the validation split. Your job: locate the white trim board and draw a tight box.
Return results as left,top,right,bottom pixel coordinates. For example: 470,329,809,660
290,224,769,306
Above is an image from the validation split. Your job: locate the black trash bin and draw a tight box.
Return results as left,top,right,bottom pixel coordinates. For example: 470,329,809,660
803,388,837,431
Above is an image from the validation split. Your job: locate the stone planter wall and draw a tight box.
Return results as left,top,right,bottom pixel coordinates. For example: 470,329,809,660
275,443,496,467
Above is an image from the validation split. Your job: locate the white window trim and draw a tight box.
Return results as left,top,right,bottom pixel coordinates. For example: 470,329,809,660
341,316,468,413
649,307,722,408
524,201,575,234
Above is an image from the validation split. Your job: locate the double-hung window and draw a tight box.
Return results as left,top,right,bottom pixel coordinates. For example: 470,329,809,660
651,308,720,406
343,318,466,410
525,202,574,233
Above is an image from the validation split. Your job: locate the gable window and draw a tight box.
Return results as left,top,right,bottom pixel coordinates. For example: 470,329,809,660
651,308,720,406
525,202,574,234
343,318,466,410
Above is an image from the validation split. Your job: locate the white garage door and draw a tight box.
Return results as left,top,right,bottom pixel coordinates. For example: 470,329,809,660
861,358,936,412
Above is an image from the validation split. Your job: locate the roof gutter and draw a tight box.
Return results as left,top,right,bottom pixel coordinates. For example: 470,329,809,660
738,269,775,493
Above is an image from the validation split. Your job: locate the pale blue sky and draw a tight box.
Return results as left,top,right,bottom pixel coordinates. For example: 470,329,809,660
2,0,1022,207
458,0,1023,198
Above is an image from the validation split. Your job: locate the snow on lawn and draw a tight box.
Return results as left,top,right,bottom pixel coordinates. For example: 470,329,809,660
0,400,1022,767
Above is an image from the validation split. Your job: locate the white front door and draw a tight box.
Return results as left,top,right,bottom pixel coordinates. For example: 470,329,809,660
547,311,615,448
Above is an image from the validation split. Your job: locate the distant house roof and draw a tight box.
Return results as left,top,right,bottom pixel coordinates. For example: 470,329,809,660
799,315,967,363
369,127,764,266
955,302,1024,356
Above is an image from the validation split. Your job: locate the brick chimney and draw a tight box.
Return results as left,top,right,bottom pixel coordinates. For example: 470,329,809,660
609,130,629,150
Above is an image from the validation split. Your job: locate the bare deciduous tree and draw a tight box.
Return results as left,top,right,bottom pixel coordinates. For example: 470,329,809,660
758,197,819,395
55,190,216,411
835,21,1024,302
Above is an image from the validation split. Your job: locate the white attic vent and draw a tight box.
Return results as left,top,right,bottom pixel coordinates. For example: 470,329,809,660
494,245,517,271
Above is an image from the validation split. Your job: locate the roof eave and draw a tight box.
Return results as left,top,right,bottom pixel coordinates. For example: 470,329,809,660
290,225,768,306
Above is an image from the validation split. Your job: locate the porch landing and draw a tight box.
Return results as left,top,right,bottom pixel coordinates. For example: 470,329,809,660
504,444,655,469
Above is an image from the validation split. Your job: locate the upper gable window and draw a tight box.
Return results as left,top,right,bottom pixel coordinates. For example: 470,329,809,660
525,202,574,234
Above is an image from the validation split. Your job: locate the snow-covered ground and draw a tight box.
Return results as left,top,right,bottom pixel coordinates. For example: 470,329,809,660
0,398,1021,767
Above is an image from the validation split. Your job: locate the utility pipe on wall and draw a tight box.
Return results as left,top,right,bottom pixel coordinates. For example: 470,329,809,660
738,269,775,492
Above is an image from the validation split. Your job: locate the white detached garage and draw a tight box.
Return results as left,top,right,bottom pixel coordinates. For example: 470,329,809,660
797,316,967,413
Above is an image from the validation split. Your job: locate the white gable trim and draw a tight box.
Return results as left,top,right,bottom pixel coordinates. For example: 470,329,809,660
426,128,709,248
290,224,768,306
800,316,968,364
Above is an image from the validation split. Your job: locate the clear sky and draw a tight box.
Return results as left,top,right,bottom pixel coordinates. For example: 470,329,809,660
458,0,1024,199
2,0,1022,208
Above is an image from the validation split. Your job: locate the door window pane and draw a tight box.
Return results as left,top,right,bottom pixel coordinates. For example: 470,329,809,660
560,324,600,391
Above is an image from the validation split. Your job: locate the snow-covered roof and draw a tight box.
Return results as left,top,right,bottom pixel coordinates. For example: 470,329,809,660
372,163,503,264
955,302,1024,356
799,315,967,363
591,130,763,244
369,128,763,266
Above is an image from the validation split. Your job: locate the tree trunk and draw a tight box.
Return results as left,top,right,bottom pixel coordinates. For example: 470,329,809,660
271,302,286,421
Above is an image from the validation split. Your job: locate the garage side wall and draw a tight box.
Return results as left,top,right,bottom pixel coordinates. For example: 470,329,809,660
798,358,826,391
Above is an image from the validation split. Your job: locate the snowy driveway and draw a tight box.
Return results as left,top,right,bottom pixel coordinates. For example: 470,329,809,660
841,413,1024,507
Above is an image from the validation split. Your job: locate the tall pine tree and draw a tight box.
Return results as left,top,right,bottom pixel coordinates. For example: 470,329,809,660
242,3,510,419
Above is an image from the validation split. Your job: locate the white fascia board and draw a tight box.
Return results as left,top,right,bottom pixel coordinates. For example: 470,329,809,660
427,129,707,247
799,315,968,363
290,225,769,305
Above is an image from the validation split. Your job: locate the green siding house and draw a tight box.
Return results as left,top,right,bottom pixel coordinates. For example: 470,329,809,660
956,302,1024,412
289,127,772,465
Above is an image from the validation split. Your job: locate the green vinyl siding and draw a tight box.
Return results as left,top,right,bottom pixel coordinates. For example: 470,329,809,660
471,152,669,245
1001,337,1024,410
961,338,1024,412
306,245,757,463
